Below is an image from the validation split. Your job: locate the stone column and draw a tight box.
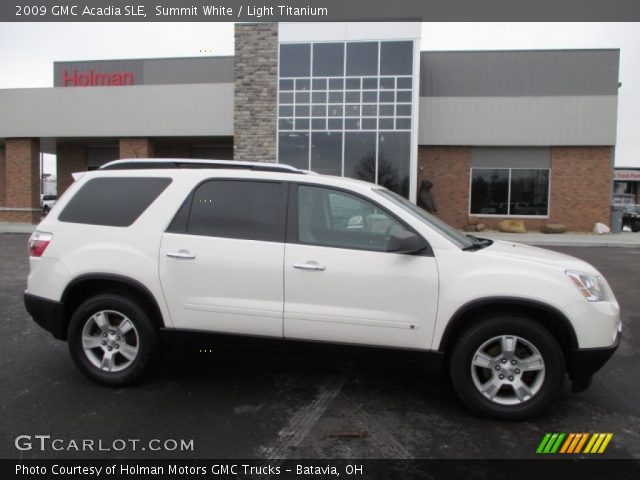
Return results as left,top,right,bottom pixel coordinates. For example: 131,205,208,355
119,138,155,159
57,143,87,195
1,138,40,223
234,23,278,162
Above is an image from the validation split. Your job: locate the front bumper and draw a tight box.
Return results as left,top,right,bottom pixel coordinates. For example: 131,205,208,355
23,292,66,340
569,331,621,383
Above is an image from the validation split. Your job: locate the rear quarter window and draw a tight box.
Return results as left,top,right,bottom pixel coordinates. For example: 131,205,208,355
58,177,172,227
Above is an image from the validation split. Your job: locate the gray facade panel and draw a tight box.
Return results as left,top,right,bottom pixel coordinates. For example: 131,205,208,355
142,57,234,85
420,50,620,97
0,83,234,138
471,147,551,169
418,96,618,146
54,57,234,87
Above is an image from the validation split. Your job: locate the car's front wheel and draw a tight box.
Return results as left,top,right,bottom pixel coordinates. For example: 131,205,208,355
67,294,158,386
450,315,565,419
631,219,640,233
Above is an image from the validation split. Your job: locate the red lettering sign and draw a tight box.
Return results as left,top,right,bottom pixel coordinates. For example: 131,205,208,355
62,69,134,87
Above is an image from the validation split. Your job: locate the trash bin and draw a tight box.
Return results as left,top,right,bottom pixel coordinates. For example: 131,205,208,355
610,205,624,233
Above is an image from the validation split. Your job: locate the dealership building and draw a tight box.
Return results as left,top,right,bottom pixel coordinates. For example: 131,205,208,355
0,22,620,230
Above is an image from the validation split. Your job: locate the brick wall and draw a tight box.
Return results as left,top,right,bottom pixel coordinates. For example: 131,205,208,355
418,145,613,232
549,147,613,231
119,138,154,159
1,138,40,223
57,143,87,195
234,23,278,162
417,146,471,229
0,146,6,207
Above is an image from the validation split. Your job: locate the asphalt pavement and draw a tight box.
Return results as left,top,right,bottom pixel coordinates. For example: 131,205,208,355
1,233,638,460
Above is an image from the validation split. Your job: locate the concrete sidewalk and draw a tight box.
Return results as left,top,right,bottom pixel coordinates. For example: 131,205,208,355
1,222,639,247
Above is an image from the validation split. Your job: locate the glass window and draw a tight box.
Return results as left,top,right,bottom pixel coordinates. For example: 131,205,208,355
379,105,394,116
328,91,343,103
279,79,294,91
345,105,360,117
345,118,361,130
344,132,376,183
362,118,377,130
312,118,326,130
362,77,378,89
470,169,510,215
312,91,327,103
328,105,343,117
378,132,411,197
187,180,286,242
396,91,412,103
279,119,293,130
328,118,343,130
397,77,412,89
380,41,413,75
279,133,309,170
279,92,293,104
59,177,171,227
380,78,394,89
297,185,407,251
295,105,310,117
295,92,310,103
346,42,379,76
362,91,377,103
345,91,360,103
379,91,394,103
280,44,311,77
396,118,411,130
313,43,344,76
346,78,361,90
312,105,327,117
362,105,377,117
295,79,310,91
469,168,550,216
396,104,411,116
279,105,293,117
378,118,394,129
509,169,550,216
328,78,344,90
311,132,342,175
312,78,327,90
295,118,310,130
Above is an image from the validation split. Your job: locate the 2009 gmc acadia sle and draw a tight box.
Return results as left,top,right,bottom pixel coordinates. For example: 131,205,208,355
24,159,621,419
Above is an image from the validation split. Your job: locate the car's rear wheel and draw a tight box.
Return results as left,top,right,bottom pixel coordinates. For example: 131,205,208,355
450,315,565,419
68,294,158,386
631,220,640,233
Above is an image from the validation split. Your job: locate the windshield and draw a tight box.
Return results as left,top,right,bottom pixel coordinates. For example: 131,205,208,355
375,188,475,249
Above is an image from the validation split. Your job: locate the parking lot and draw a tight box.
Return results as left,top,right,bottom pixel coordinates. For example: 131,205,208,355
1,232,639,460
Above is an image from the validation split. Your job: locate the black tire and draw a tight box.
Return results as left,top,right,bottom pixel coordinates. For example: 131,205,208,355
43,206,50,215
631,220,640,233
450,315,565,420
67,294,158,386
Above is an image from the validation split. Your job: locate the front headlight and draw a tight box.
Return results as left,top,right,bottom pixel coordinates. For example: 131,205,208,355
565,270,608,302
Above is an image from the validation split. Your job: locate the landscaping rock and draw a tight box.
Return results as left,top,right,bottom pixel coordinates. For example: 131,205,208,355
476,223,486,232
541,224,567,234
497,219,527,233
593,222,611,234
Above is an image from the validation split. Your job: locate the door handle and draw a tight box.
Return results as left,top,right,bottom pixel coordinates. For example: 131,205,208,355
293,261,326,271
166,250,196,259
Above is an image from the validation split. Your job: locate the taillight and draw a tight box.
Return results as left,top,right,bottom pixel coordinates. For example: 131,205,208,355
29,231,53,257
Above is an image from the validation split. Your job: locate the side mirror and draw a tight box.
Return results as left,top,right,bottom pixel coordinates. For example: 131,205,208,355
386,231,426,254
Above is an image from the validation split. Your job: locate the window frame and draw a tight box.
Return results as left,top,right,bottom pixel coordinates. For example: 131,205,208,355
166,178,290,243
286,182,432,256
468,167,551,218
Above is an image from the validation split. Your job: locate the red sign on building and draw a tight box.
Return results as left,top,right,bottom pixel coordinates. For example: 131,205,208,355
62,69,134,87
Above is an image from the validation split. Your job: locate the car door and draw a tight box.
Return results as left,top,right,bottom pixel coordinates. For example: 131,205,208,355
159,179,288,337
284,184,439,350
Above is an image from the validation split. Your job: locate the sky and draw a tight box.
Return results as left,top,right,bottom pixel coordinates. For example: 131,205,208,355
0,22,638,174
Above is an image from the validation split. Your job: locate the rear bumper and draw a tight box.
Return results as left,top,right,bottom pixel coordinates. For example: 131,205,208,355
569,331,620,382
23,292,66,340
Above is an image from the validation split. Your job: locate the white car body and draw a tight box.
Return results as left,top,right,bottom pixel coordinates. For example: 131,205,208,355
24,159,622,418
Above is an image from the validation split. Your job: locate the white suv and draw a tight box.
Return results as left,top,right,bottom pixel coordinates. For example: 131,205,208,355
24,159,621,419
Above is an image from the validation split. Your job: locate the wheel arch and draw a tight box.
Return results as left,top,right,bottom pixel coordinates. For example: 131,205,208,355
438,297,578,367
60,273,165,340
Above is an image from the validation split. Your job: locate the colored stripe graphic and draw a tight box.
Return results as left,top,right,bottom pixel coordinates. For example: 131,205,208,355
537,433,613,454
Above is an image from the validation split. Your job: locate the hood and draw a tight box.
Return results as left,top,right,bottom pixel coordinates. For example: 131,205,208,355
479,240,599,274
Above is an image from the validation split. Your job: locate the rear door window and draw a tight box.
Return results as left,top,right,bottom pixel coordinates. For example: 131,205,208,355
176,180,288,243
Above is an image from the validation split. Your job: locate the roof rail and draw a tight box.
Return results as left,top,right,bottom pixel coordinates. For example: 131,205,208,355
99,158,307,174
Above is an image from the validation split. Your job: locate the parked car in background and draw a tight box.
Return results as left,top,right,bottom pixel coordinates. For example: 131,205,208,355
41,194,57,215
622,205,640,232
